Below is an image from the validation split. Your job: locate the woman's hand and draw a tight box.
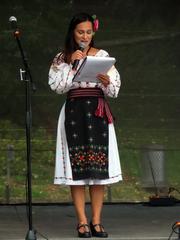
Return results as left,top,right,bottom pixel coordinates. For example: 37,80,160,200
97,73,110,87
71,50,85,64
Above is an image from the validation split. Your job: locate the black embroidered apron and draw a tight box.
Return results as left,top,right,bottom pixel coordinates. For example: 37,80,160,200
65,88,113,180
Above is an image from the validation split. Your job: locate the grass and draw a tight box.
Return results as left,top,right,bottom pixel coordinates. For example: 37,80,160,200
0,126,180,203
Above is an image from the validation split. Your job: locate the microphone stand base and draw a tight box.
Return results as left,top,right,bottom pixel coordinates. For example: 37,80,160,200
25,230,37,240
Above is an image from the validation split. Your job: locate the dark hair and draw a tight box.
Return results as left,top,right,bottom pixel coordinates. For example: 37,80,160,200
62,12,95,63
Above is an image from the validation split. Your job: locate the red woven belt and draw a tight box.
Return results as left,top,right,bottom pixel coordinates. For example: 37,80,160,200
67,88,114,123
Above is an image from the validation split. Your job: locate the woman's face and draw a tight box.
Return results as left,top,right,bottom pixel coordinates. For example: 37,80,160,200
74,21,93,48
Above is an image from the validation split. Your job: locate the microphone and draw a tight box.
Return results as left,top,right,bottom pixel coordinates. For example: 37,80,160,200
9,16,20,36
72,42,86,70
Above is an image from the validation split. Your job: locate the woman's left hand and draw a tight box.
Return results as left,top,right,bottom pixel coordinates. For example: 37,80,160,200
97,73,110,87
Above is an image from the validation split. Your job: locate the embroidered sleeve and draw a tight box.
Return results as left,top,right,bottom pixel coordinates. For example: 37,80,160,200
100,65,121,98
97,50,121,98
48,53,75,94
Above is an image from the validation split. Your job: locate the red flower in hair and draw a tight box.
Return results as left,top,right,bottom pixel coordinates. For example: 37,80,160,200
92,15,99,33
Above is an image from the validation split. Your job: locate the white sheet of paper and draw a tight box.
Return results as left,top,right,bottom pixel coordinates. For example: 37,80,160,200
73,56,116,82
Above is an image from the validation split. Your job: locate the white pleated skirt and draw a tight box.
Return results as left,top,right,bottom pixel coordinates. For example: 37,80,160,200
54,103,122,185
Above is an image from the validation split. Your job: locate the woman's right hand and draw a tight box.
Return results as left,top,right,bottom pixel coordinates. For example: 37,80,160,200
71,50,85,64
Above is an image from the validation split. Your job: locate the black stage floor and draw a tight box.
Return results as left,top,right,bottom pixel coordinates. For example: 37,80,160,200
0,203,180,240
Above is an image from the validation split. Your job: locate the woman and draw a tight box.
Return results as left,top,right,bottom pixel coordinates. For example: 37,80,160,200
48,12,122,238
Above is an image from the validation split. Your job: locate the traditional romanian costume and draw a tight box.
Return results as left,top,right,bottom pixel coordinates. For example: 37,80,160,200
48,49,122,185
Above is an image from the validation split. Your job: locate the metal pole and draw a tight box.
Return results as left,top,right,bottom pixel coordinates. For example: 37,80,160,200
9,18,36,240
6,144,14,203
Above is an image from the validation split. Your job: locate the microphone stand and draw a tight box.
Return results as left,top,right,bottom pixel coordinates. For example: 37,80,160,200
169,222,180,240
11,29,37,240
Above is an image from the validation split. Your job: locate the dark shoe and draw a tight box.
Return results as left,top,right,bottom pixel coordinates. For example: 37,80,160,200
90,221,108,238
77,223,91,238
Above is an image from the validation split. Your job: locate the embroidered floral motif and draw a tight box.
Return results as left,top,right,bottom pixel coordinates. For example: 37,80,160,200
69,145,108,180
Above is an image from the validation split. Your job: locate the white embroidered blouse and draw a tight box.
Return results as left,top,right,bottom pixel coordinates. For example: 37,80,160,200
48,49,121,98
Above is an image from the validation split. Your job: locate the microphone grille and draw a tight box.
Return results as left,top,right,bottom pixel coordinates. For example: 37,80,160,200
79,42,86,49
9,16,17,22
